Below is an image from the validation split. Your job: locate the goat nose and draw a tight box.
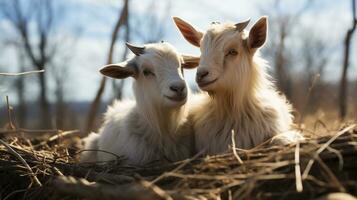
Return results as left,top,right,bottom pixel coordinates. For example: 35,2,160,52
170,83,186,94
196,70,209,81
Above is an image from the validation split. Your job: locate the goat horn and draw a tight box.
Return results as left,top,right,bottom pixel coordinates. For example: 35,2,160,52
235,19,250,32
126,42,145,56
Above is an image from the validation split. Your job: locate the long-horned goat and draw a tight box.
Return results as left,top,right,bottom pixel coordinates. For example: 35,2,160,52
173,16,303,155
81,42,199,164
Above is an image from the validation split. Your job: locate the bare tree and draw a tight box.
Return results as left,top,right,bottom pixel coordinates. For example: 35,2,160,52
110,0,171,99
15,46,27,127
339,0,357,120
86,0,172,133
111,1,131,100
271,16,294,98
131,0,170,43
0,38,30,127
301,34,329,83
296,29,330,115
0,0,64,128
50,55,71,129
260,0,313,99
86,0,129,133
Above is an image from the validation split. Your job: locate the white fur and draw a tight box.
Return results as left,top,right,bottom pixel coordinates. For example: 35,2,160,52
175,17,304,155
81,43,194,164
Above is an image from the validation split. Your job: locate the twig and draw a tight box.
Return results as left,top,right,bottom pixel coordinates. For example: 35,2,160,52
75,149,123,162
294,142,303,192
314,156,345,192
33,130,80,147
0,138,42,186
140,179,173,200
54,176,159,199
231,130,243,164
298,73,320,125
302,124,355,179
0,128,60,135
150,150,203,185
6,96,15,130
314,120,330,133
165,172,289,180
326,146,344,171
3,189,27,200
25,139,39,161
0,69,45,76
52,166,64,176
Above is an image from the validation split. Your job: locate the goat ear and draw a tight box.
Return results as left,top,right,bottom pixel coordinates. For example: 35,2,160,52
248,16,268,50
181,54,200,69
100,61,138,79
173,17,203,47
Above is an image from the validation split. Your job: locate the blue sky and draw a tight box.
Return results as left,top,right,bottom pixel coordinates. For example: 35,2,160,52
0,0,355,103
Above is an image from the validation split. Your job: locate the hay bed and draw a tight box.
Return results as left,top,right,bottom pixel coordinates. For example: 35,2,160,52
0,125,356,200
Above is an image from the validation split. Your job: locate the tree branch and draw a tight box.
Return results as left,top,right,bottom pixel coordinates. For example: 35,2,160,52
0,69,45,76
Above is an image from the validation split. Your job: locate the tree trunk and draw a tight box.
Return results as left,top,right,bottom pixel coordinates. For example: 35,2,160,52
112,11,130,99
16,49,27,127
339,0,356,120
56,84,65,129
275,29,292,99
85,0,129,133
339,29,355,119
16,73,26,127
39,72,51,128
86,77,106,132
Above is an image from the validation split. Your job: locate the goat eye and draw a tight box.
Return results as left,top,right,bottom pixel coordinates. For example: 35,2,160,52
227,49,238,56
143,69,155,76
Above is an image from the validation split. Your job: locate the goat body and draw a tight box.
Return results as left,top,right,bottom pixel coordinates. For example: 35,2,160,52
81,42,197,164
174,17,304,155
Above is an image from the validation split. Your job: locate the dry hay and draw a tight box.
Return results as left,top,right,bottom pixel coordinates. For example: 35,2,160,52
0,124,356,200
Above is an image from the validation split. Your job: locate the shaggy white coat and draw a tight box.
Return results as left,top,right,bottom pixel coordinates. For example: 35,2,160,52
81,43,194,164
174,17,304,155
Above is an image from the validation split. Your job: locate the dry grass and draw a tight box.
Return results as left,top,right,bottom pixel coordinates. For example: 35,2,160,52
0,124,356,200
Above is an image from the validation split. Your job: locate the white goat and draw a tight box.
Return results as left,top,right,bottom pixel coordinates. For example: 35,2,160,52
174,16,304,155
81,42,198,165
